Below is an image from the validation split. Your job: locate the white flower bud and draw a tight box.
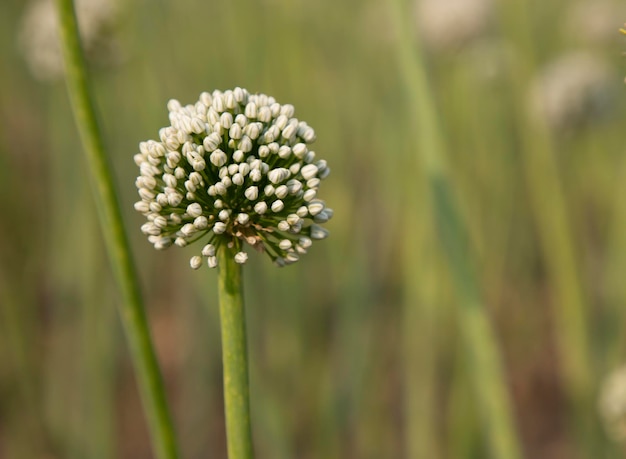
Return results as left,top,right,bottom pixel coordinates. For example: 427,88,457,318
207,256,218,268
275,185,288,199
153,216,168,228
194,216,209,229
244,186,259,201
220,112,233,129
301,164,318,180
308,201,325,216
258,145,270,158
139,188,155,200
237,213,250,224
309,224,329,240
175,237,188,247
229,123,242,140
190,256,203,270
296,206,308,217
278,145,291,159
307,178,320,189
271,200,284,212
219,209,231,221
258,106,272,122
213,222,227,234
181,223,197,236
268,168,290,184
254,201,268,214
264,184,275,196
233,150,245,162
279,239,292,250
234,251,248,264
202,244,216,257
239,136,252,153
280,104,295,118
277,220,290,231
203,132,222,151
286,214,301,226
213,94,225,112
285,252,299,264
286,179,302,194
299,236,312,248
232,173,245,186
134,201,150,213
249,169,262,182
210,149,228,167
282,123,296,139
187,203,203,218
314,211,330,223
167,192,183,207
303,189,316,202
245,102,258,119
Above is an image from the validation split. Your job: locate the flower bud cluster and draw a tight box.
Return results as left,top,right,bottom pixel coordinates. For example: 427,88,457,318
134,88,332,269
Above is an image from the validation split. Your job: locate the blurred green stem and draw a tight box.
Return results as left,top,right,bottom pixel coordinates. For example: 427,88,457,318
497,0,593,433
217,244,254,459
389,0,523,458
54,1,179,458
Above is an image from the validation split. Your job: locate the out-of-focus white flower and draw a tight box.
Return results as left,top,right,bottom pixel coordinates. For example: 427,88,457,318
599,365,626,442
415,0,493,51
18,0,119,81
134,88,332,269
530,51,614,131
565,0,626,47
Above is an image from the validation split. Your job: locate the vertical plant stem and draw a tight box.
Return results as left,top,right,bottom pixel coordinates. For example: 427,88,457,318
217,244,254,459
54,1,179,458
389,0,523,458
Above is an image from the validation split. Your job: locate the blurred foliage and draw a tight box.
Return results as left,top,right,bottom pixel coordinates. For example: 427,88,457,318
2,0,626,458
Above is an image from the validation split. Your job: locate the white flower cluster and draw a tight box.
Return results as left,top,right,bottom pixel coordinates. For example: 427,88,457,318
18,0,118,81
134,88,332,269
599,365,626,442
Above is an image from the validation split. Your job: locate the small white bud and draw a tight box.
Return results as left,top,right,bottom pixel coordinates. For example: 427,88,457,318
264,184,275,196
277,220,290,231
268,168,290,184
210,149,227,167
280,104,295,118
285,252,299,264
228,164,239,175
232,173,245,186
314,211,330,223
296,206,308,217
309,224,329,240
272,200,284,212
194,216,209,229
308,201,325,216
229,123,242,140
202,244,216,257
258,106,272,122
213,222,227,234
134,201,150,213
233,150,245,162
203,132,222,151
303,189,317,202
254,201,268,214
245,186,259,201
279,239,292,250
301,164,318,180
299,236,312,248
181,223,196,236
190,256,203,270
187,203,203,218
235,114,248,127
237,213,250,225
175,237,188,247
249,169,262,182
239,136,252,153
234,251,248,264
258,145,270,158
245,102,258,119
292,143,307,159
278,145,291,159
207,256,218,268
275,185,288,199
282,123,297,139
286,179,302,194
219,209,231,221
220,112,233,129
307,178,321,189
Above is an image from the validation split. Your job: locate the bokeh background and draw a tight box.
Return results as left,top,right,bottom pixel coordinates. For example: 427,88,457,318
2,0,626,457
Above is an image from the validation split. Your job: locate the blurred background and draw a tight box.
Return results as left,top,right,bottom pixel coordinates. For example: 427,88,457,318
2,0,626,457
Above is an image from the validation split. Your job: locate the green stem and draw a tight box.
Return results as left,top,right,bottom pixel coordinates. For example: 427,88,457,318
217,245,254,459
389,0,523,458
54,1,179,458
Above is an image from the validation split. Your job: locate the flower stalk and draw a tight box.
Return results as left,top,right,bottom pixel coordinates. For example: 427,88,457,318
54,1,179,458
217,243,254,459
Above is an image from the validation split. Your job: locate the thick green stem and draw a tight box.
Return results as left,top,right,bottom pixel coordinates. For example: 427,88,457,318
217,245,254,459
54,1,179,458
389,0,523,457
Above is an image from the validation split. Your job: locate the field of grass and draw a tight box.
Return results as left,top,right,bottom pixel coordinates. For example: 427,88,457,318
2,0,626,458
